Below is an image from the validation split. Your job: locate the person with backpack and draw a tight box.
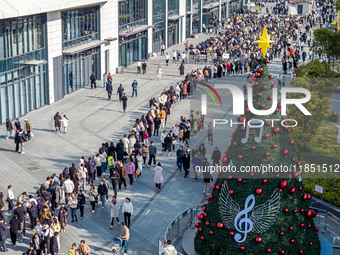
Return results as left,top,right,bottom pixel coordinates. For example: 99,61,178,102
131,80,138,97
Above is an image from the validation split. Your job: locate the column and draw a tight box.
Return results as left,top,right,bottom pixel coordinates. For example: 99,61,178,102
165,0,169,48
189,0,193,36
219,0,222,20
199,0,203,33
179,0,186,42
47,11,63,104
147,0,153,54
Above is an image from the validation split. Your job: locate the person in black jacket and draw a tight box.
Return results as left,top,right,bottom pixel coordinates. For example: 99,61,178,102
116,140,125,162
154,115,161,136
10,215,20,246
5,118,13,140
182,151,191,178
26,244,37,255
164,134,172,157
121,93,128,113
117,84,124,102
110,167,120,198
98,180,108,208
53,112,61,133
50,232,59,255
28,201,38,231
106,81,113,100
0,218,7,252
30,233,41,254
176,146,185,172
90,72,96,89
15,129,27,153
77,191,86,219
211,147,221,167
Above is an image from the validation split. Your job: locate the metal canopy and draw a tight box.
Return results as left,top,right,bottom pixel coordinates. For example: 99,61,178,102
62,40,105,55
118,25,152,37
24,60,47,66
168,14,185,21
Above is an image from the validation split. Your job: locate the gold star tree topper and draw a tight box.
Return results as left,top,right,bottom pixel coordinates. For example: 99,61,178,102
254,26,275,58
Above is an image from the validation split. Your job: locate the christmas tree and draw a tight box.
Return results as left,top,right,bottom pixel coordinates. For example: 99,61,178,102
194,27,321,254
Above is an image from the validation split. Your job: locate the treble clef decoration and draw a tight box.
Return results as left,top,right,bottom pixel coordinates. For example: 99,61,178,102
234,195,255,243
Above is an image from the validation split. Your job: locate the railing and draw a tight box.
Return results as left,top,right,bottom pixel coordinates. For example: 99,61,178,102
119,19,146,33
310,206,340,244
164,203,207,242
63,32,98,49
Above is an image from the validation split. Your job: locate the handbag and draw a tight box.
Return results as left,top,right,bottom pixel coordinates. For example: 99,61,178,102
95,196,98,203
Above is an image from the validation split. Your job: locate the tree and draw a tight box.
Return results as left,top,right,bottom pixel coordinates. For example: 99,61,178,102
194,58,321,254
313,29,340,64
289,60,339,153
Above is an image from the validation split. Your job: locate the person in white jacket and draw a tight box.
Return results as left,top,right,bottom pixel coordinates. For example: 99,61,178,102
122,198,133,228
160,130,167,152
109,196,120,228
162,240,177,255
63,176,75,204
122,135,130,152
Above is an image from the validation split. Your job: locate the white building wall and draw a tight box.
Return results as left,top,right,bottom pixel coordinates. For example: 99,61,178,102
100,0,119,75
179,0,186,43
147,0,153,54
46,11,63,104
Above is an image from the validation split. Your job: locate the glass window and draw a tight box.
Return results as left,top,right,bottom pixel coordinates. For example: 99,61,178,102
118,0,146,32
169,0,179,16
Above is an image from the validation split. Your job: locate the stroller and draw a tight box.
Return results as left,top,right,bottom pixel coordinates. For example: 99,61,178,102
112,237,123,255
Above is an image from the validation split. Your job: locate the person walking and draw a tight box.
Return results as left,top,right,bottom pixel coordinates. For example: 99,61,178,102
107,72,113,84
176,146,184,172
15,129,27,154
98,180,108,208
58,204,68,232
110,166,120,198
50,232,59,255
0,218,7,252
162,240,177,255
0,193,5,221
103,72,107,88
117,84,124,102
121,93,128,113
122,198,133,228
157,66,162,81
10,215,20,247
120,222,130,254
5,119,13,140
211,147,221,167
179,63,185,76
153,114,161,136
165,53,170,66
183,151,191,178
126,160,135,186
202,158,213,196
7,185,14,214
106,81,113,100
54,112,62,133
90,72,96,89
147,141,157,167
159,108,166,129
77,190,85,219
131,80,138,97
141,144,148,167
78,240,91,255
28,201,38,231
136,60,142,74
153,163,164,190
68,193,78,223
207,122,213,144
117,161,127,190
160,43,165,55
87,185,98,213
142,61,147,74
109,196,120,228
63,176,74,205
61,115,69,134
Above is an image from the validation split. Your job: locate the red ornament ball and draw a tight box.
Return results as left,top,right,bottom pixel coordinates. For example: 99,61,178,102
216,185,220,190
255,237,263,243
306,210,316,218
221,155,228,163
269,75,274,79
275,173,280,178
205,222,209,226
290,187,296,194
256,188,263,195
267,248,272,253
256,72,261,78
227,145,231,150
300,223,305,227
217,223,224,228
252,76,257,80
307,224,311,228
238,155,243,159
233,142,238,146
278,102,282,108
202,207,206,211
278,189,283,193
250,173,254,177
283,149,289,155
280,180,288,189
293,172,299,178
211,184,215,190
284,208,289,213
300,209,305,213
263,179,268,183
195,231,198,235
209,195,213,199
241,126,246,131
268,95,273,100
195,222,200,227
229,190,234,195
292,158,296,162
251,146,256,150
299,250,303,254
258,67,264,72
199,228,202,231
198,213,204,220
290,238,295,243
228,175,233,180
309,242,313,246
258,92,263,97
266,59,270,64
266,121,271,126
265,133,270,138
298,186,303,191
262,85,267,90
209,231,214,235
289,226,294,231
273,127,280,133
290,139,295,145
254,82,259,86
265,152,270,157
240,246,245,251
316,227,319,231
279,231,285,236
293,209,298,214
204,213,207,217
272,84,277,88
200,236,204,240
261,103,265,108
275,108,279,112
229,231,235,236
307,194,311,200
273,144,278,148
238,178,243,182
280,250,285,254
232,131,236,137
246,107,250,112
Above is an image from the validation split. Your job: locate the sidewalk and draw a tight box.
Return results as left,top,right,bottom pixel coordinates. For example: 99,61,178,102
0,33,218,255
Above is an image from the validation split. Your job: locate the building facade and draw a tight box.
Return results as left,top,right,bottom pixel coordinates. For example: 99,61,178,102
0,0,231,124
